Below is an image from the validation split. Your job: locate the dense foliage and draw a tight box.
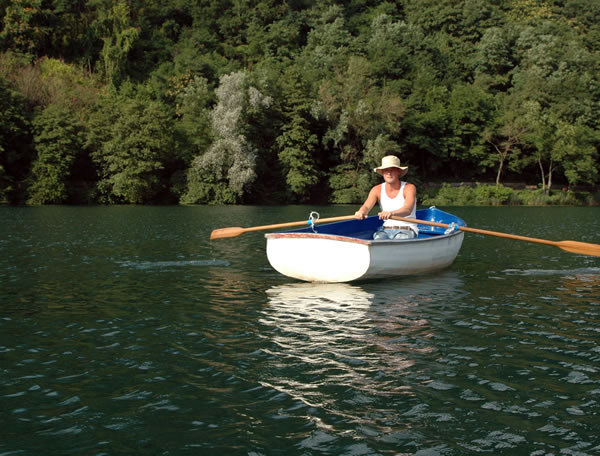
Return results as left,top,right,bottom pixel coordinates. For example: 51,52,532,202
0,0,598,204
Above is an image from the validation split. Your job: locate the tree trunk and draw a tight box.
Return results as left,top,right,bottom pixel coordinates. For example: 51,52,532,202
547,159,553,194
491,143,507,187
538,156,546,191
496,157,504,187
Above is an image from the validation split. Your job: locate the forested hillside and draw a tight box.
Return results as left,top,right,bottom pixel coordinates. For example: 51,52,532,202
0,0,598,204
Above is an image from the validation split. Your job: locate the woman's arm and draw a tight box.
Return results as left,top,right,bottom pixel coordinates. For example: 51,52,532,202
354,185,380,219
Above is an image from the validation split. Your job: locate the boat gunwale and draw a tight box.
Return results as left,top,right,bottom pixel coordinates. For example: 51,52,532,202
264,230,464,246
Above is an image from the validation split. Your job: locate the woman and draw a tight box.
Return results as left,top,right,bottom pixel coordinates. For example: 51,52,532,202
354,155,418,240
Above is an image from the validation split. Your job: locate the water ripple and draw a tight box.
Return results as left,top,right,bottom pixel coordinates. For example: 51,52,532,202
117,259,230,269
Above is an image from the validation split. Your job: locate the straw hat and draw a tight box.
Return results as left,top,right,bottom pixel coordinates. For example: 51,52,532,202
373,155,408,177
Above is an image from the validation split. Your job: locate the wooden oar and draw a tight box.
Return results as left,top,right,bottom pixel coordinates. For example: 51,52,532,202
392,216,600,257
210,215,356,240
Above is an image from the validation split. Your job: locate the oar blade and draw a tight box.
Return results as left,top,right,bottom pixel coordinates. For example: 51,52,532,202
210,227,245,240
557,240,600,257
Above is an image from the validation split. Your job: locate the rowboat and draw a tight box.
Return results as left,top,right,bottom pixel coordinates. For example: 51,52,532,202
265,207,466,283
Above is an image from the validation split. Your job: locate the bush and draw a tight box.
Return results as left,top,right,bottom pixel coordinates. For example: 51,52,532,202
0,53,99,111
472,184,514,205
421,184,598,206
516,188,596,206
421,184,477,206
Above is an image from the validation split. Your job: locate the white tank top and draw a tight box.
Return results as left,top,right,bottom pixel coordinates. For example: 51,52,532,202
380,182,419,232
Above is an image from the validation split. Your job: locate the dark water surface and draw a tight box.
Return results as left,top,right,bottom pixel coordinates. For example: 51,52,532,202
1,205,599,455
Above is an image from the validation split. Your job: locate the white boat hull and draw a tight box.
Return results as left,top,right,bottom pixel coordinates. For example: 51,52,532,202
266,231,464,283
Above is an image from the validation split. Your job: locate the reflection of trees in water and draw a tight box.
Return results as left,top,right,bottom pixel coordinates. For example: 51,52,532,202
558,272,600,301
554,272,600,350
500,268,600,340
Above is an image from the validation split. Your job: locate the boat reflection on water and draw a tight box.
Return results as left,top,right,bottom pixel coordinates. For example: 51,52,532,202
261,272,465,416
265,282,374,325
264,271,465,326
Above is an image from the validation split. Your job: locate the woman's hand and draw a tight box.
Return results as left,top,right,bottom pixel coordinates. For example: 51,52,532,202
378,211,394,220
354,209,368,219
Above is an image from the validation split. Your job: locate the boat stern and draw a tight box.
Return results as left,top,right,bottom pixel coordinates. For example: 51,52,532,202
265,234,372,283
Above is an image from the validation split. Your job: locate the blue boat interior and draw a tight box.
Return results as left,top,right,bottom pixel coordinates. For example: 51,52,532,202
287,207,466,240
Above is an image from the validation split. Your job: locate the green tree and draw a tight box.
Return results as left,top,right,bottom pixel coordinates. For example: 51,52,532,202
402,83,452,181
366,13,417,86
276,66,321,202
240,0,303,66
558,0,600,49
96,1,139,87
27,105,83,204
0,76,31,203
517,100,554,192
298,5,352,82
481,93,529,186
91,94,175,203
510,21,600,188
33,0,98,67
473,25,520,92
403,0,502,83
505,0,555,25
168,71,214,161
0,0,51,56
318,55,406,201
447,83,494,177
551,120,598,188
169,72,214,199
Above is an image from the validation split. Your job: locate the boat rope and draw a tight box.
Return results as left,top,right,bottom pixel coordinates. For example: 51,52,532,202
444,222,458,234
308,211,320,233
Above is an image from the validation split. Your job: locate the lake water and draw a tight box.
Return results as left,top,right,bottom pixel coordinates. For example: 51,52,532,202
1,205,599,455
